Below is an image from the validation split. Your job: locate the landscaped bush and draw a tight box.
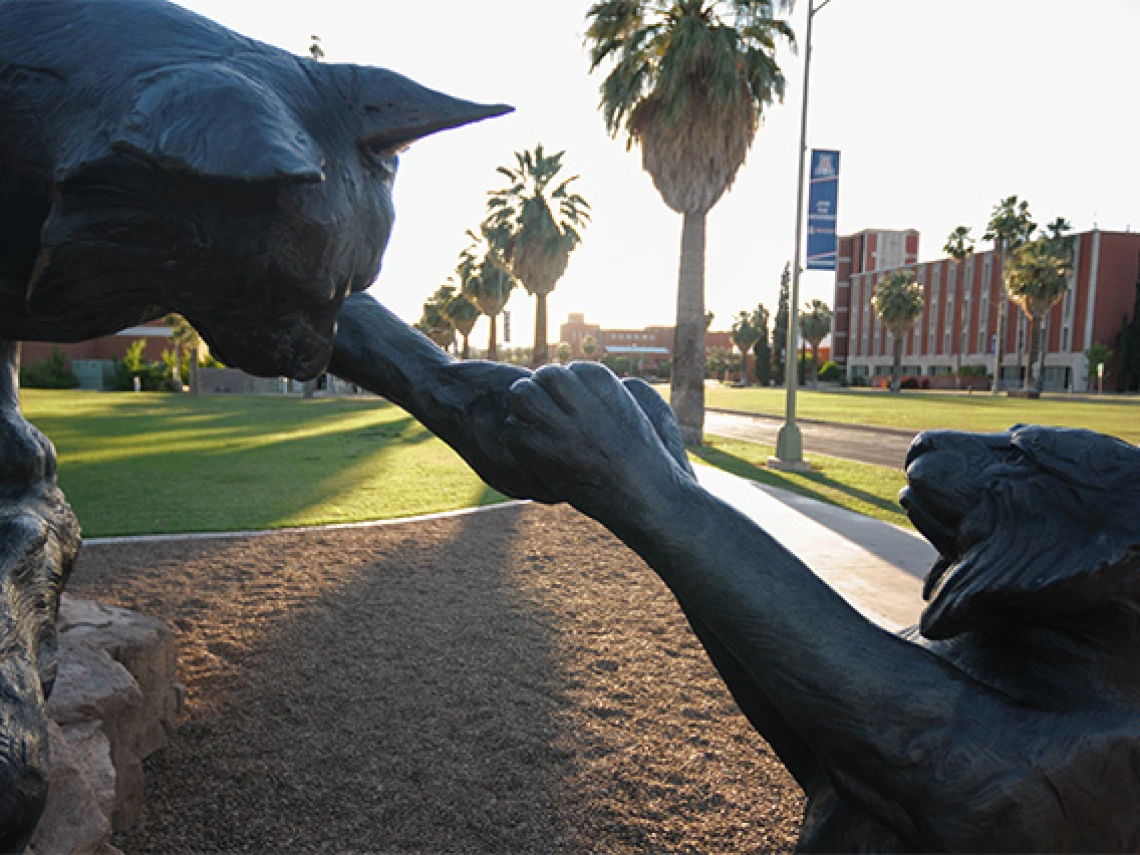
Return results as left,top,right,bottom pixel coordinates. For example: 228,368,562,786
817,360,842,383
111,340,177,391
19,347,80,389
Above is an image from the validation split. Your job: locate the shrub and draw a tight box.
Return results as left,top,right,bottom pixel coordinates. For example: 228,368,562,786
19,347,80,389
817,360,842,383
111,340,177,391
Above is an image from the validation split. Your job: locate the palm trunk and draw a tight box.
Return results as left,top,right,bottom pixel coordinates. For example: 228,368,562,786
171,341,181,388
954,261,962,389
810,343,820,388
1023,314,1036,391
890,336,904,393
487,314,498,361
461,333,470,361
1035,316,1048,393
671,211,707,445
991,241,1007,395
533,292,549,367
189,343,200,395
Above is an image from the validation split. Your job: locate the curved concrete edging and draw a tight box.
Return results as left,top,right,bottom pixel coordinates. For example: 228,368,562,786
82,500,531,547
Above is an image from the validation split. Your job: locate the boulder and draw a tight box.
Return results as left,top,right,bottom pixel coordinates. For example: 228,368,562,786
30,595,185,852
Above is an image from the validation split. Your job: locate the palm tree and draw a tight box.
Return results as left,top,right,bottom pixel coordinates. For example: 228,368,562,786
486,144,589,366
798,299,832,387
416,284,459,352
581,334,599,360
441,284,479,359
556,342,573,363
943,225,975,387
457,225,515,361
1006,218,1074,392
873,271,925,394
730,310,761,383
586,0,794,444
983,196,1036,393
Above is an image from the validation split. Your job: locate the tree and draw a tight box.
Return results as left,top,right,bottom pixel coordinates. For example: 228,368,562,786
943,225,975,386
586,0,794,444
798,299,832,388
581,334,599,360
1085,342,1114,392
441,284,479,360
457,225,515,361
556,341,573,363
416,283,462,352
772,262,790,385
730,310,761,383
1115,263,1140,392
983,196,1036,393
752,303,772,386
1006,218,1074,392
486,144,589,366
165,313,206,394
873,271,925,393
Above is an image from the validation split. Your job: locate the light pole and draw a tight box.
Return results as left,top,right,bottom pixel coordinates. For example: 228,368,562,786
772,0,831,471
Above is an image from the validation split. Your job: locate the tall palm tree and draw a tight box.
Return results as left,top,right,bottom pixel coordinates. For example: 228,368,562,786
943,225,975,387
486,144,590,367
983,196,1036,393
586,0,794,444
457,225,515,361
730,310,761,383
798,299,832,387
873,271,925,394
1007,218,1074,392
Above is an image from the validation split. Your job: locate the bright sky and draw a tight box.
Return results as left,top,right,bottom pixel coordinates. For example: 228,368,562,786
178,0,1140,349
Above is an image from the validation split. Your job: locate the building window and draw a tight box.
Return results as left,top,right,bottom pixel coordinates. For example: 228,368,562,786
1061,326,1071,352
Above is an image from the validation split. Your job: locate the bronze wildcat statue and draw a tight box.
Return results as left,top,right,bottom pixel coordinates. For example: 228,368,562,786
0,1,678,846
505,362,1140,853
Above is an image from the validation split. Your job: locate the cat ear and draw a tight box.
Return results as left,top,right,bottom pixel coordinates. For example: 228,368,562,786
110,64,325,183
340,64,512,150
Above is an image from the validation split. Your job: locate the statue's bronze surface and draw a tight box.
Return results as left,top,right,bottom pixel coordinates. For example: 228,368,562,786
505,362,1140,852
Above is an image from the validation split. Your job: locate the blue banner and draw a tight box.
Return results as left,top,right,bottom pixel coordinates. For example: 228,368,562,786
806,149,840,271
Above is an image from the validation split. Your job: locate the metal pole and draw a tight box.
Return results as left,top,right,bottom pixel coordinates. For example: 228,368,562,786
772,0,821,469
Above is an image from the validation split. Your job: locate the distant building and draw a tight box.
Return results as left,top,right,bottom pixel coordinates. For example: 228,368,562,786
558,313,737,371
832,227,1139,391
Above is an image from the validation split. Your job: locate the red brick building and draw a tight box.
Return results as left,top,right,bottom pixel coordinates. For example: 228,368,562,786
832,227,1138,391
21,321,174,389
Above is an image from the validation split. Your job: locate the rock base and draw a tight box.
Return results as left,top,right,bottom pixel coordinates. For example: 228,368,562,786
28,595,185,855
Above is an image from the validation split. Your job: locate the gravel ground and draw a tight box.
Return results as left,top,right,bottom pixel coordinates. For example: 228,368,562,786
70,502,804,854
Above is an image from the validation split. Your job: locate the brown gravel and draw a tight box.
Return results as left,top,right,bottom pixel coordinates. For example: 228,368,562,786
69,502,804,854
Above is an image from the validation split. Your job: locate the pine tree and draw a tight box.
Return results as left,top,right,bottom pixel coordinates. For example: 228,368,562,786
772,262,790,385
752,304,772,386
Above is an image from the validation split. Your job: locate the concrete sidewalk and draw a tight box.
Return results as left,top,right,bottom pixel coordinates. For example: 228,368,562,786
694,464,937,631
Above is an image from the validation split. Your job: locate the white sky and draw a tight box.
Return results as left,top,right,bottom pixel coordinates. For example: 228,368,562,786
178,0,1140,349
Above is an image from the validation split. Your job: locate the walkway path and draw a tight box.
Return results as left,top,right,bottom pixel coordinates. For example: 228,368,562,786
705,409,916,469
694,464,936,631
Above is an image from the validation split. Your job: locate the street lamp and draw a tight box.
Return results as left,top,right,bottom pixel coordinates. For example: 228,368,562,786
771,0,831,472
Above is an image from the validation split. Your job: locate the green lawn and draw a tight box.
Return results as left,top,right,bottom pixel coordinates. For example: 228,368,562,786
695,385,1140,443
21,391,507,537
689,436,911,530
20,389,916,539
